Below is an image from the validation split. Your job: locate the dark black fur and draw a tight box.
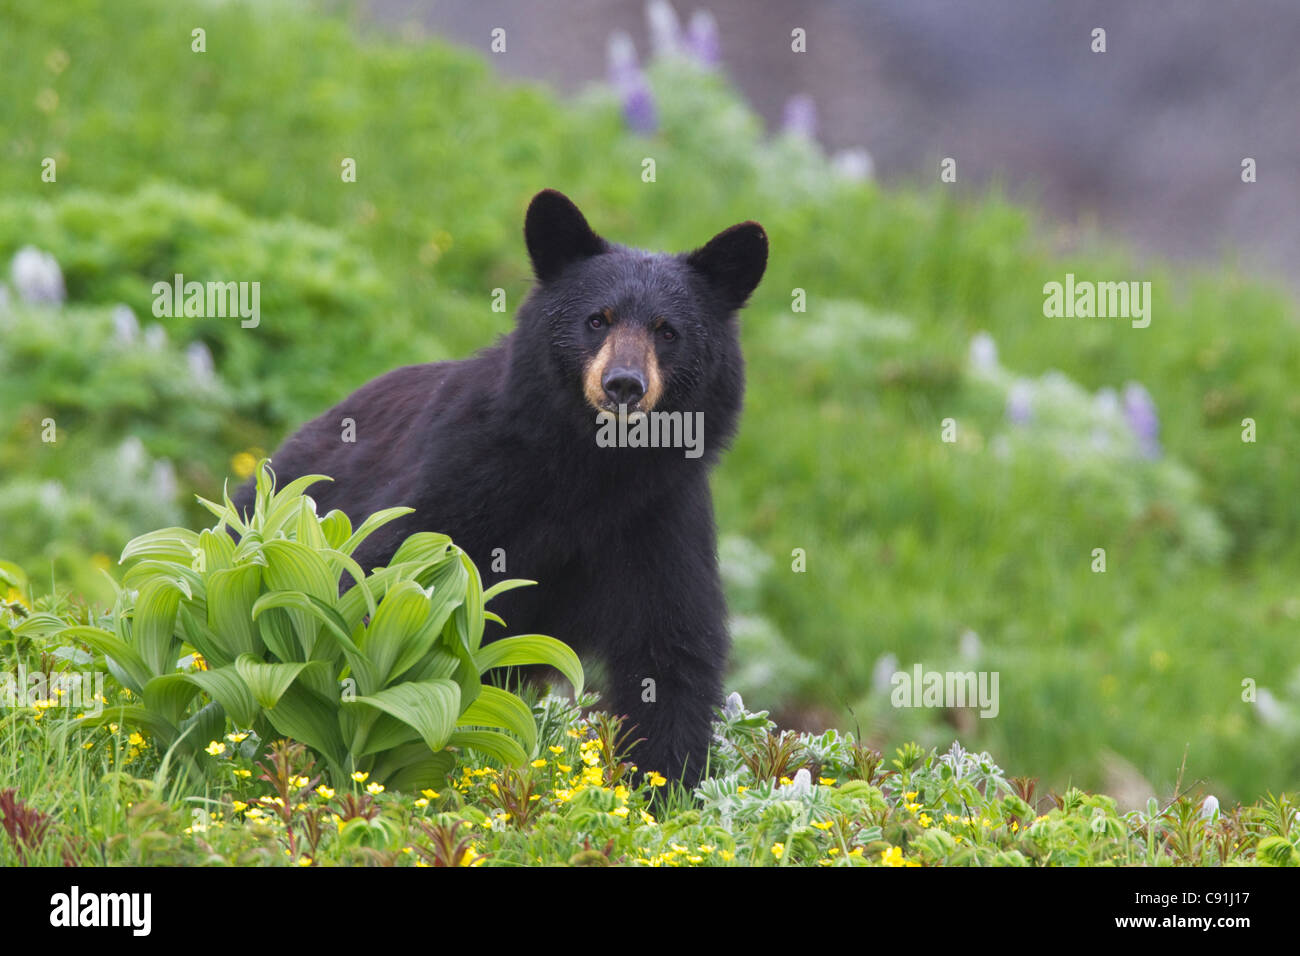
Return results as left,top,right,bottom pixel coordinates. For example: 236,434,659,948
232,190,767,784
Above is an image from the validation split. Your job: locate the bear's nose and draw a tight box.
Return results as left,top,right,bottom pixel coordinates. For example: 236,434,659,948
602,367,647,407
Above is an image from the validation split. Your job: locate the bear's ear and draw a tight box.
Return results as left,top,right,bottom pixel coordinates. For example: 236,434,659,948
524,189,607,283
685,221,768,311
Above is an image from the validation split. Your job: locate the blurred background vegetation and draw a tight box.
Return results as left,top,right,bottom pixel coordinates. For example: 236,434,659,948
1,0,1297,804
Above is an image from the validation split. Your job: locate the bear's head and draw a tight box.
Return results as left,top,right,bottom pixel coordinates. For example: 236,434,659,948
514,189,766,455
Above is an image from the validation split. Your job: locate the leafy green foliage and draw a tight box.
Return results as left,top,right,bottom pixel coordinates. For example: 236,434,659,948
1,0,1298,802
24,462,582,790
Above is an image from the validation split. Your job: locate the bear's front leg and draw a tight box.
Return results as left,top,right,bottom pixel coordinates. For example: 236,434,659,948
592,496,731,790
604,629,726,790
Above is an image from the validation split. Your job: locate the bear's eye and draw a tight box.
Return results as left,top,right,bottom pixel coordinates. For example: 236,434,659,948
588,313,606,330
659,324,677,342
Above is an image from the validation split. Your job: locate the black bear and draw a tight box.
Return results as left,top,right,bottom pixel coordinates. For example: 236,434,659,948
233,189,767,785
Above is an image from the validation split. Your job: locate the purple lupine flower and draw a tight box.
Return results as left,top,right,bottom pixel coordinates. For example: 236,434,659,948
1123,382,1161,457
11,246,65,305
781,94,817,140
1006,380,1033,425
607,30,658,134
646,0,683,58
684,10,720,67
622,84,658,135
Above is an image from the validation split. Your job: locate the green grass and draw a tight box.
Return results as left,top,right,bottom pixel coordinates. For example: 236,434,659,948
1,0,1298,810
2,643,1294,866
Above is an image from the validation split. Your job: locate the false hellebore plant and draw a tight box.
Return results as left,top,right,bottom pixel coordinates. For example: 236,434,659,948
56,462,583,791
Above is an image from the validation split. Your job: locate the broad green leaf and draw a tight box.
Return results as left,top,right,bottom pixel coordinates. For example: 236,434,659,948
401,648,461,683
361,581,433,685
262,539,338,657
320,548,373,615
352,711,422,756
336,557,452,628
472,635,585,698
197,527,236,573
390,532,453,567
119,527,200,566
178,604,232,669
346,680,460,753
448,729,528,767
186,663,259,726
178,700,227,757
253,590,376,691
263,681,347,769
63,626,152,695
133,577,184,675
234,653,313,710
144,673,201,726
12,612,73,639
373,743,456,792
456,684,537,754
293,498,328,551
318,509,352,549
257,608,300,662
207,564,264,661
121,560,202,597
388,578,462,680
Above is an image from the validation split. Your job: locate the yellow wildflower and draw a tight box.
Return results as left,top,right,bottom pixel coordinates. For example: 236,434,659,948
231,451,258,479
